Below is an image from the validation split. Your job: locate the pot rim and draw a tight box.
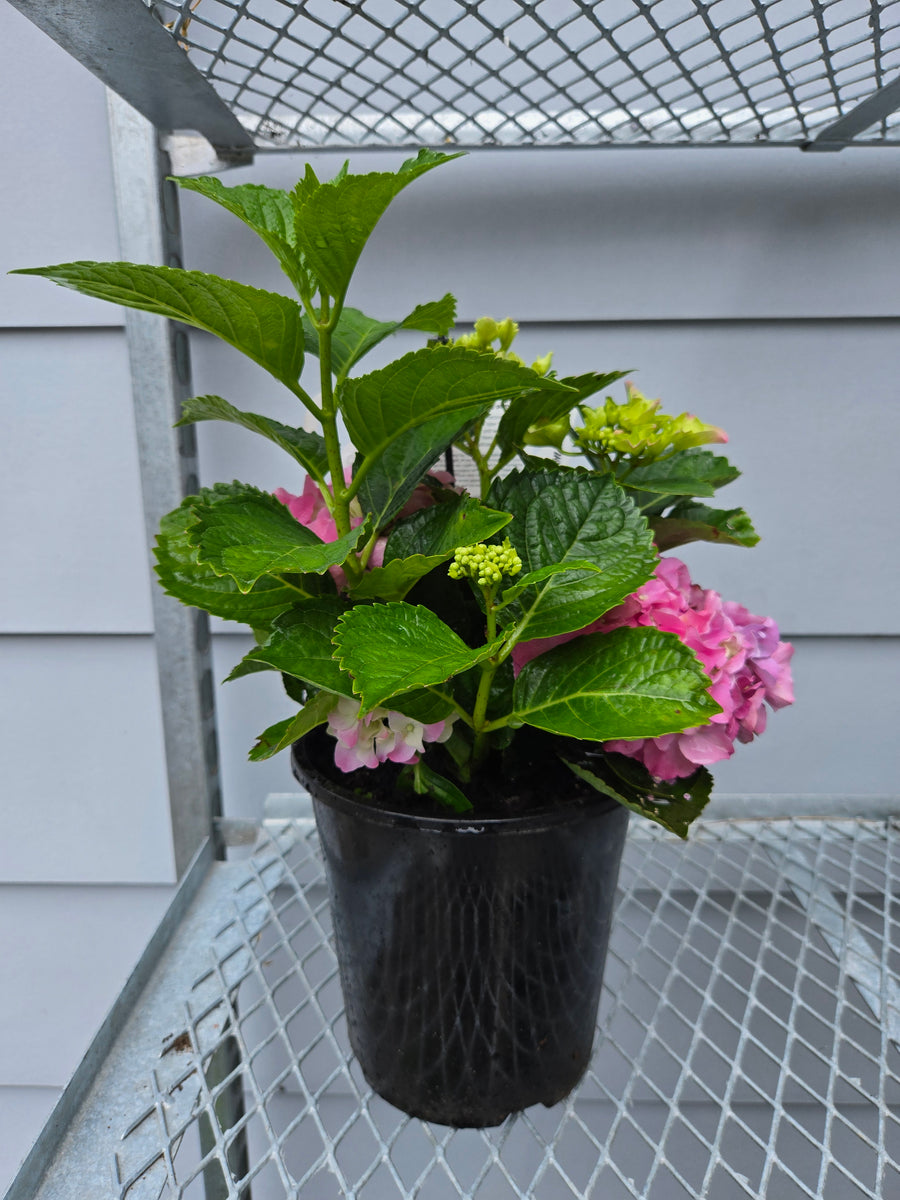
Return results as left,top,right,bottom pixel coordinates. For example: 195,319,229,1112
291,737,625,835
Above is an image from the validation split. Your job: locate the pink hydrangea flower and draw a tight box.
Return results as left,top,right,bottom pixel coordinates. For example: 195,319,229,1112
325,697,455,773
275,469,455,586
513,557,794,781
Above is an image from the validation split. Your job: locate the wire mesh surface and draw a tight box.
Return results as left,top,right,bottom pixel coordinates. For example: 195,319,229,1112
146,0,900,149
102,815,900,1199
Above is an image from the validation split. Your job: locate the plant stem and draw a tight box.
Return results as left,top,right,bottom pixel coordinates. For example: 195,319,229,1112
317,299,351,538
470,586,498,767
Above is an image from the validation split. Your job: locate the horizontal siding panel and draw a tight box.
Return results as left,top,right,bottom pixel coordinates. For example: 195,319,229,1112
0,1086,60,1195
706,636,899,800
212,635,299,819
0,637,174,883
180,147,900,323
192,319,899,635
0,884,172,1086
0,5,123,329
0,329,155,633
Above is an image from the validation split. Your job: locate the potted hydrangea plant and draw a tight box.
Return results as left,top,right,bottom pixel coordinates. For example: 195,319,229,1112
16,152,793,1127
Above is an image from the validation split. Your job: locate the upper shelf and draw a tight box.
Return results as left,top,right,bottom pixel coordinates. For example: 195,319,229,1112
12,0,900,159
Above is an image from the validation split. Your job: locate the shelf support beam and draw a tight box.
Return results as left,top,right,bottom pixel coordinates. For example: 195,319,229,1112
804,73,900,151
9,0,254,163
107,92,223,878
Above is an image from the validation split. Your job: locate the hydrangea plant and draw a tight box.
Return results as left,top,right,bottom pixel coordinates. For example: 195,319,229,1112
16,153,792,837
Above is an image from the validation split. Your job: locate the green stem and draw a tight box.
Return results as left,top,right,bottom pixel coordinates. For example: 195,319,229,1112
425,687,475,729
470,663,496,768
317,300,351,539
470,586,498,766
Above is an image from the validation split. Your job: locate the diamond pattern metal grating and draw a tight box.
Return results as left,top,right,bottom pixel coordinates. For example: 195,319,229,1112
145,0,900,150
108,816,900,1199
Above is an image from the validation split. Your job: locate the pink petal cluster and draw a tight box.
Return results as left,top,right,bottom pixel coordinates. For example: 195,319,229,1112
513,557,794,781
326,696,456,773
274,469,456,584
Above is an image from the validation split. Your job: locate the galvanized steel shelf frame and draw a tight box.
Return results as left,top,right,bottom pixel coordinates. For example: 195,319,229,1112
10,0,900,156
7,806,900,1200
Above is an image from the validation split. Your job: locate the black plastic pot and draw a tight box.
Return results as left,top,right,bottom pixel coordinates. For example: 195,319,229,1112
291,736,630,1127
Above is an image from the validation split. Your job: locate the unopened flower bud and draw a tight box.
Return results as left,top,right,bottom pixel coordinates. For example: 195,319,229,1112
474,316,499,346
531,351,553,377
496,318,518,352
448,538,523,588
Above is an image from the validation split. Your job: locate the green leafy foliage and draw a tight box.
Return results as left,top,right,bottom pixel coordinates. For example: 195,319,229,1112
353,406,485,529
496,370,628,455
293,150,462,300
650,502,760,550
496,561,602,610
177,395,328,479
14,263,306,393
346,557,446,602
342,344,569,458
648,499,763,549
154,487,296,627
175,176,309,296
562,754,712,838
333,602,500,712
186,485,368,592
512,626,721,740
622,449,740,498
402,761,474,812
386,493,512,559
249,691,335,761
19,154,770,826
303,295,457,377
237,598,353,695
489,470,658,640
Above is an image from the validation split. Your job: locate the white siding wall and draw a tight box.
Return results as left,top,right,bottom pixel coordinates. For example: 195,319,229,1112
2,2,899,1190
0,7,175,1187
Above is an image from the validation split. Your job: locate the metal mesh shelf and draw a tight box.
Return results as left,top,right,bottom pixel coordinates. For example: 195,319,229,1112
11,808,900,1199
146,0,900,150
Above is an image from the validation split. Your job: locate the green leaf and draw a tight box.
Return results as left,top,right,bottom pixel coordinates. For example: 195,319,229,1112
294,150,462,300
389,688,455,725
513,626,721,741
562,755,712,838
347,557,442,602
496,560,602,609
154,487,297,627
622,449,740,498
650,502,760,550
187,486,368,592
174,177,309,297
354,406,485,529
401,294,457,336
402,761,473,813
249,691,336,761
354,490,513,607
490,469,658,641
333,602,500,712
176,395,328,479
240,598,354,696
342,344,569,458
303,294,457,378
14,263,306,392
496,370,628,455
386,494,512,561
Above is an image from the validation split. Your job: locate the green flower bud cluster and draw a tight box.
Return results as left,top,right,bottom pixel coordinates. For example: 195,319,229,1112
576,383,727,461
448,538,522,588
453,317,553,377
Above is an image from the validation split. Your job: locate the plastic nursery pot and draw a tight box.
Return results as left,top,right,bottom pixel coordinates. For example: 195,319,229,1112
291,733,630,1128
